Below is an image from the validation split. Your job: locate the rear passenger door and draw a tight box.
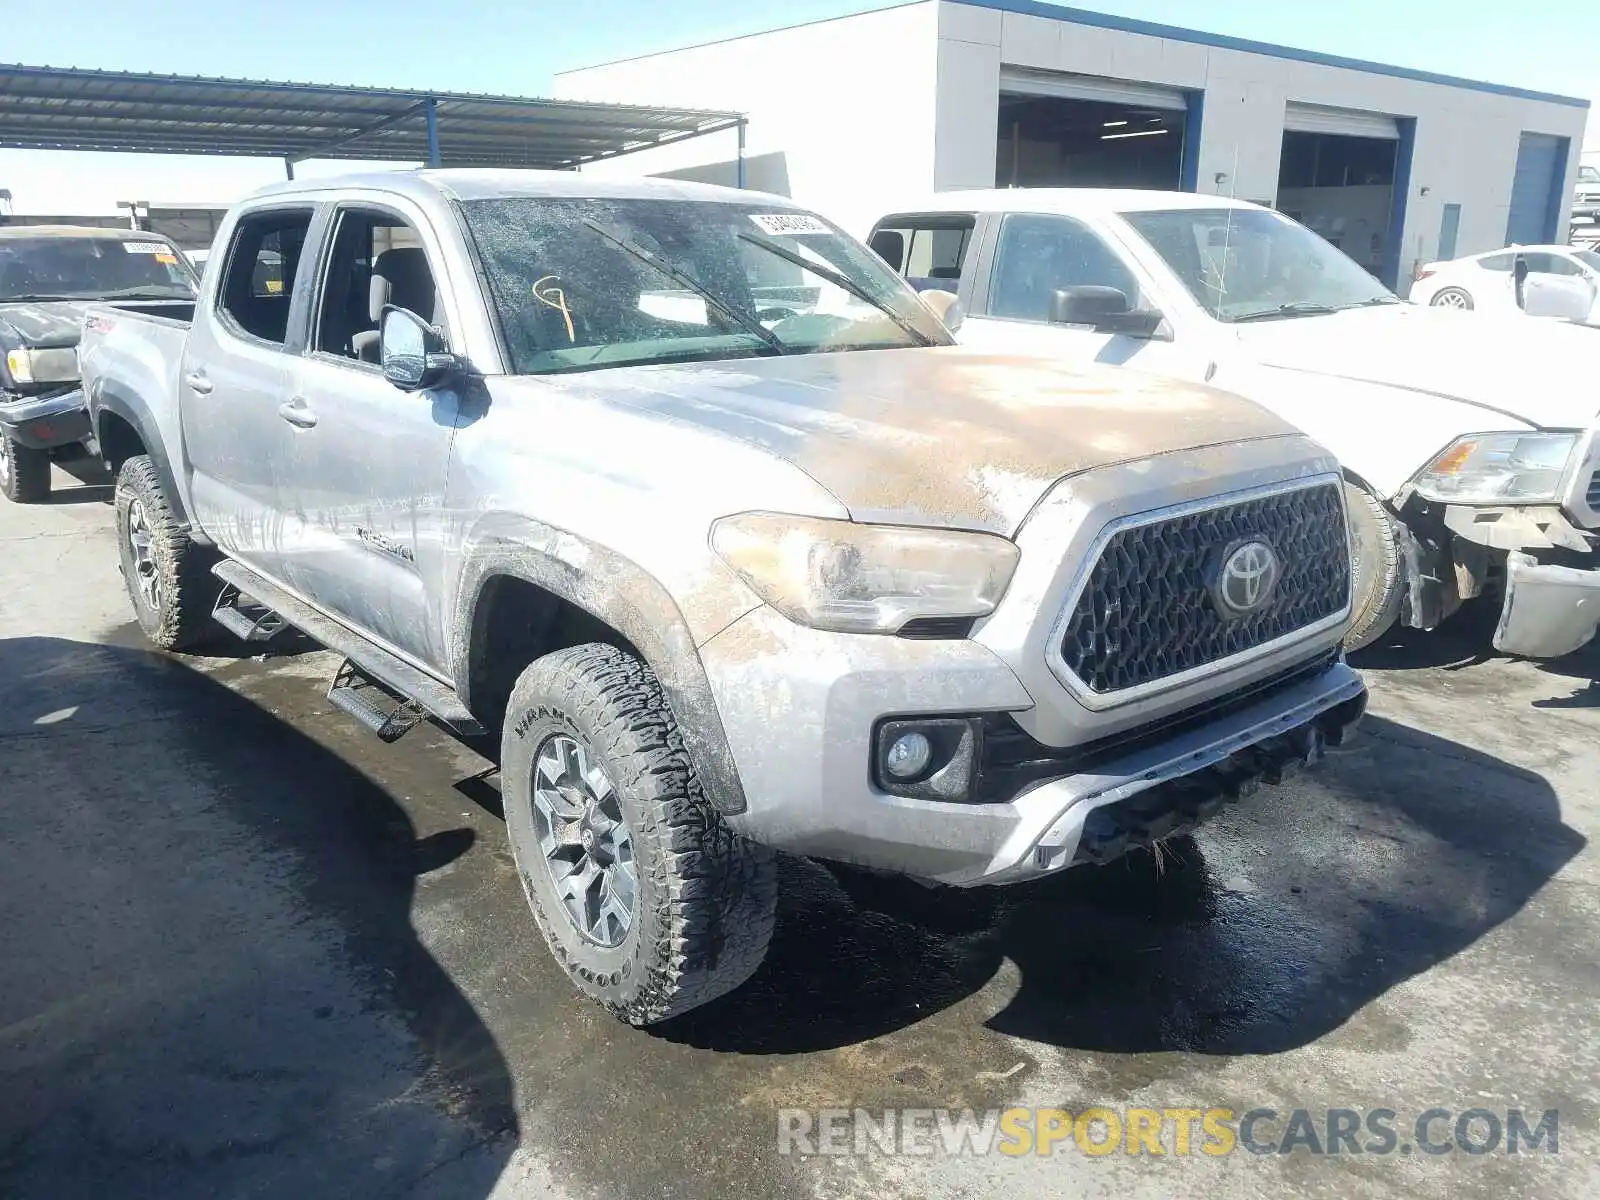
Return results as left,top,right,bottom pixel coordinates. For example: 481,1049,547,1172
276,200,462,672
181,204,315,582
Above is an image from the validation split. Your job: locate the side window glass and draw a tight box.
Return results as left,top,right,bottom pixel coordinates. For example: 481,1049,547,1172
1479,253,1514,272
868,216,974,290
314,210,438,363
905,227,970,283
219,210,312,345
989,214,1140,321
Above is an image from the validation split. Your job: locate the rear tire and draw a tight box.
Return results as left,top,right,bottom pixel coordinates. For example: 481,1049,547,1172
114,455,218,650
0,435,51,503
500,643,777,1024
1430,286,1474,311
1343,481,1403,652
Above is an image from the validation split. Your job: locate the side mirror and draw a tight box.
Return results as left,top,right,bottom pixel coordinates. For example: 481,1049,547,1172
380,305,456,391
1048,285,1163,337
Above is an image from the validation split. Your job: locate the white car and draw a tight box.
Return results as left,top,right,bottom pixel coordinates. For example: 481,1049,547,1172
1408,244,1600,324
867,190,1600,658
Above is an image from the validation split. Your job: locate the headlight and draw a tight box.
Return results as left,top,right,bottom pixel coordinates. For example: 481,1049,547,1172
1411,432,1577,504
710,512,1019,635
5,347,80,385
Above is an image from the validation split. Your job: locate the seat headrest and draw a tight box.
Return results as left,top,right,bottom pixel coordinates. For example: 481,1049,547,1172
370,247,435,322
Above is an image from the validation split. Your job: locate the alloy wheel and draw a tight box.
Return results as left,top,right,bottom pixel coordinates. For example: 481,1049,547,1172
530,733,636,947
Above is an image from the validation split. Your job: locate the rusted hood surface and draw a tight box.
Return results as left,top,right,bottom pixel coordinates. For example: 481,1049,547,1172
540,347,1296,534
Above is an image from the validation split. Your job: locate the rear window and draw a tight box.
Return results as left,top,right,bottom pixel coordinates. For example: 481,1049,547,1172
0,236,197,302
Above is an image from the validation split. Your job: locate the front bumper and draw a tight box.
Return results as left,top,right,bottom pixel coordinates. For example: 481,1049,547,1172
0,387,90,450
1494,551,1600,658
704,605,1367,886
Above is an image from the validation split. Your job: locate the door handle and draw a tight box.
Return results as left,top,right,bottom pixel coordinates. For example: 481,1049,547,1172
184,370,213,395
278,399,318,429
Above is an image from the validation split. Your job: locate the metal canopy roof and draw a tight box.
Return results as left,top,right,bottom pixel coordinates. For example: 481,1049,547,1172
0,64,745,170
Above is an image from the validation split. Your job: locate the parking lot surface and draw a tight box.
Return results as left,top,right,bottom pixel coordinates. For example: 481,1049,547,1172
1,466,1596,1200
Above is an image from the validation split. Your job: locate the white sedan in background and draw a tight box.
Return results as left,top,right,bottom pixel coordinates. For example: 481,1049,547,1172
1408,245,1600,325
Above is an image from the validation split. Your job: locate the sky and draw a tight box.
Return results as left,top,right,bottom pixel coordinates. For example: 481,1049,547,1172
2,0,1596,214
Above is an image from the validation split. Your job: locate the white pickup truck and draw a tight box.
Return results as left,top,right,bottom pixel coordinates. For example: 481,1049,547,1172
869,191,1600,658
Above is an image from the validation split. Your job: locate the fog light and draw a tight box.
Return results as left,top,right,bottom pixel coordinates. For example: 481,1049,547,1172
884,731,933,780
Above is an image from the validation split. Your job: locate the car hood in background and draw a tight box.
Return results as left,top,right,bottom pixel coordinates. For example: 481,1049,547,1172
0,300,94,349
544,346,1300,535
1236,304,1600,430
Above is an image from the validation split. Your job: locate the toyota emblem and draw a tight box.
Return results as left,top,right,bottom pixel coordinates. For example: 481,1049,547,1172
1211,539,1281,618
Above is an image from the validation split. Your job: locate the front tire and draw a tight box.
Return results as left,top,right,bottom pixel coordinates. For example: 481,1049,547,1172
500,643,777,1024
1343,481,1403,652
114,455,217,650
0,435,51,503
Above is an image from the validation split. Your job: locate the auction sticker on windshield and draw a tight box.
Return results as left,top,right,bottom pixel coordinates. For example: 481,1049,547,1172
750,213,830,237
123,242,168,254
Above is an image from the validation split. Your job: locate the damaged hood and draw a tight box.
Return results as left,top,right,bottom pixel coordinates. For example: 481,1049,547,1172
1237,304,1600,430
0,300,93,349
537,347,1298,535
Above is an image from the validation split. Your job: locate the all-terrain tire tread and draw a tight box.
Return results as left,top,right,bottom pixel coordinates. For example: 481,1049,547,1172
1,436,51,503
114,455,217,651
505,643,776,1025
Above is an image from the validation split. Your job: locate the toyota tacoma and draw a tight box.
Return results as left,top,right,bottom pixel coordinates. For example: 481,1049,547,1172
80,171,1365,1022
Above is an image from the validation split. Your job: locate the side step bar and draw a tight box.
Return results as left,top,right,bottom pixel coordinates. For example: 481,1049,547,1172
211,559,483,738
212,583,288,644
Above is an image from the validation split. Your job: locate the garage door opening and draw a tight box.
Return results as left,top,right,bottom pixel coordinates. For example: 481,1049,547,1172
995,73,1187,189
1277,105,1400,282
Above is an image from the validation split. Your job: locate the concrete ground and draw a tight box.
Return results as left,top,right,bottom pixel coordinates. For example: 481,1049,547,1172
0,463,1595,1200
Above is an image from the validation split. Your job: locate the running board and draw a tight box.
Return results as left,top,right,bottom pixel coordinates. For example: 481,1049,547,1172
327,659,426,744
211,559,483,738
212,583,288,644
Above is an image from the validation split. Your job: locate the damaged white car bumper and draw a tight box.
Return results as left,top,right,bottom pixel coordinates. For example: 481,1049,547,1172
1494,551,1600,658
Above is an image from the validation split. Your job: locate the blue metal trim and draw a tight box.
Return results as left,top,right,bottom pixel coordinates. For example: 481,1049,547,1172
1179,90,1203,191
1382,117,1417,291
1542,136,1574,243
1437,203,1461,261
425,97,441,167
951,0,1590,109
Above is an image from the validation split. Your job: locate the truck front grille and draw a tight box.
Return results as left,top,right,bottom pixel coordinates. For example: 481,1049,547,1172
1587,468,1600,508
1057,482,1349,695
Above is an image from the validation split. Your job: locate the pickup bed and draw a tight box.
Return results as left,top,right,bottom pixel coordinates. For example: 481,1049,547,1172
81,170,1366,1023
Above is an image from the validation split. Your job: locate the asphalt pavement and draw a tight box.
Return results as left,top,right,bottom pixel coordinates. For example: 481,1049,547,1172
1,463,1596,1200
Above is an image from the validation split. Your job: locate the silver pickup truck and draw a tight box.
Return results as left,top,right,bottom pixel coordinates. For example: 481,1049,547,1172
79,170,1366,1023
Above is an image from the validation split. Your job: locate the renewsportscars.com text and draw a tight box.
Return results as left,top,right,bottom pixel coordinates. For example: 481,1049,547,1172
777,1106,1560,1158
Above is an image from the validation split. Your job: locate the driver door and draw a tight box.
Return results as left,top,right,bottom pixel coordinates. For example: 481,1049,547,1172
1517,252,1598,323
958,214,1198,376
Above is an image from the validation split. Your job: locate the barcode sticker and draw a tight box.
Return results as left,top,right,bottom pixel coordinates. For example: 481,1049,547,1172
123,241,167,254
749,213,831,237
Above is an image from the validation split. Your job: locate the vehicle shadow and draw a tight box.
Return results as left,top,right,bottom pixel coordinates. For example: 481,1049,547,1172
657,714,1582,1056
1351,596,1600,704
0,636,516,1199
41,457,114,505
